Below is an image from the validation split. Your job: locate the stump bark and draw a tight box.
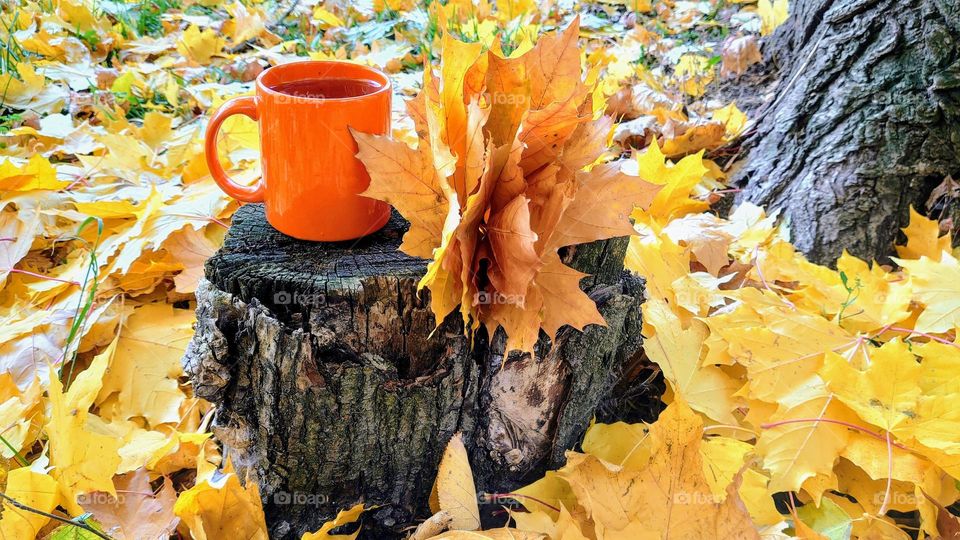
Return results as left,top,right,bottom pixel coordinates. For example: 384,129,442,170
732,0,960,264
182,203,644,538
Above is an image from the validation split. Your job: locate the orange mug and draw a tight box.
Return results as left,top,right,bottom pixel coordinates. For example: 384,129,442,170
205,60,392,241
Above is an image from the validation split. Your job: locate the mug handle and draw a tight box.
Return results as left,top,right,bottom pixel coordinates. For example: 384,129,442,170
204,96,266,202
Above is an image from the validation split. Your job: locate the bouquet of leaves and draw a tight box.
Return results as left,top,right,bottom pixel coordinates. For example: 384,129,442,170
354,18,660,352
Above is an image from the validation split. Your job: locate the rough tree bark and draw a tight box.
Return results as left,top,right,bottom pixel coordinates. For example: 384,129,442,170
182,204,644,538
732,0,960,264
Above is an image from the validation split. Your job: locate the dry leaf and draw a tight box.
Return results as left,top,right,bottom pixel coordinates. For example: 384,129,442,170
430,433,481,531
173,460,268,540
81,468,178,539
356,20,658,353
720,35,763,77
409,510,454,540
301,503,366,540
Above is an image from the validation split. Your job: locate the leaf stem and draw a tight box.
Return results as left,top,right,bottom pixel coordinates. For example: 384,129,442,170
4,268,80,286
0,492,112,540
879,430,893,515
887,326,960,349
702,424,758,436
760,418,909,451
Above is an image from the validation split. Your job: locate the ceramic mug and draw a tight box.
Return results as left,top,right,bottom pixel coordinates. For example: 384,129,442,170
205,60,392,241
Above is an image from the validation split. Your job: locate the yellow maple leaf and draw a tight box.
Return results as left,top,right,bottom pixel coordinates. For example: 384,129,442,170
821,340,921,434
700,436,753,500
896,207,952,261
739,468,783,526
822,339,960,456
174,458,268,540
47,338,123,514
95,303,194,426
755,396,852,493
177,25,226,65
511,473,579,531
897,251,960,334
758,0,789,36
833,251,913,332
581,422,653,470
706,299,855,402
642,298,740,423
629,139,710,226
624,229,691,304
0,154,66,192
0,63,67,113
0,468,60,538
561,400,758,538
674,54,715,97
222,1,267,45
712,102,749,138
313,7,345,28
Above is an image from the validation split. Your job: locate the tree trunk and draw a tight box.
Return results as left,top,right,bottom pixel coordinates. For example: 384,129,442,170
182,203,644,538
732,0,960,264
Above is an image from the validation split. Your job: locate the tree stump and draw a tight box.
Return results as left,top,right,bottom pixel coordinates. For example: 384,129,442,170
182,203,645,538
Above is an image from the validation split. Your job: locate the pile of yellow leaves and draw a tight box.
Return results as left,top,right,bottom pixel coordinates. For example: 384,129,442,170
626,152,960,537
357,19,662,353
411,141,960,538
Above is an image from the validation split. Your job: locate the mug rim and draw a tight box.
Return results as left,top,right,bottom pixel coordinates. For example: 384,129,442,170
255,60,392,103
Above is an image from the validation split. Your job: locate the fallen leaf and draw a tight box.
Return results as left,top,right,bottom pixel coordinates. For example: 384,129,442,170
897,252,960,334
720,35,763,78
301,503,366,540
0,468,60,538
896,207,952,261
81,468,178,540
758,0,789,36
430,433,481,531
173,460,268,540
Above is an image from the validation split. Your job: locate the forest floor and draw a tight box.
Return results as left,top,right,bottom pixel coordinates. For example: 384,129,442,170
3,0,959,539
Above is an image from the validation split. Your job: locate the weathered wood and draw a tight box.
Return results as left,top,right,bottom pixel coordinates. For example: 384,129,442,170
183,203,644,538
732,0,960,263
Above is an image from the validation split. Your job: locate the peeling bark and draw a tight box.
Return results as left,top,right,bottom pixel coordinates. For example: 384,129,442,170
733,0,960,263
182,204,644,538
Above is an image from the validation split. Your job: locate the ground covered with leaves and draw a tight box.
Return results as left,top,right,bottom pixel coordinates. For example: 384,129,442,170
4,0,960,539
